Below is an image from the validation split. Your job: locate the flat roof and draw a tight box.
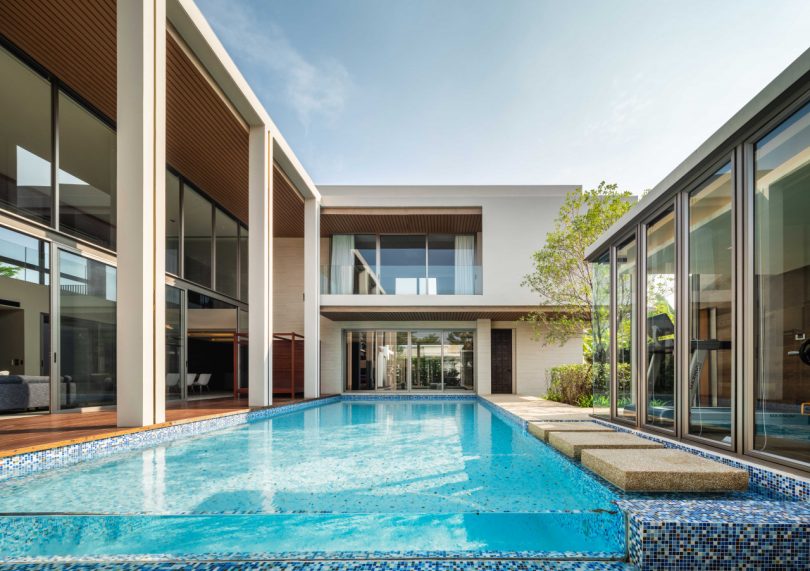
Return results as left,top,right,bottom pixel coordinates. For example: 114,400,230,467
585,45,810,261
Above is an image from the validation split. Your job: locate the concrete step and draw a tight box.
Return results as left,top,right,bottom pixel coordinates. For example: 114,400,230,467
528,421,614,442
582,448,749,492
548,431,663,459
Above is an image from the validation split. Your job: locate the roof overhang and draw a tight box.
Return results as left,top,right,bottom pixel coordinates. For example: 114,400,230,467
320,306,537,322
320,207,482,236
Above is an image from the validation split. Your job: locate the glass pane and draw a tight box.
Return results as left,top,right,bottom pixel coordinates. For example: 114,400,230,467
58,92,116,248
428,234,454,295
754,100,810,464
165,172,180,275
215,209,238,298
443,331,474,390
688,163,733,443
238,308,248,393
59,250,116,409
380,235,426,294
591,251,611,418
645,209,676,429
183,188,212,288
239,226,248,302
396,332,409,390
0,226,50,412
345,331,374,391
165,286,183,401
374,331,398,391
615,237,637,421
0,47,52,224
411,330,442,390
187,290,236,397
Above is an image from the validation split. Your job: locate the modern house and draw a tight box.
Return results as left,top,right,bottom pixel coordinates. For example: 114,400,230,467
585,44,810,474
0,1,580,426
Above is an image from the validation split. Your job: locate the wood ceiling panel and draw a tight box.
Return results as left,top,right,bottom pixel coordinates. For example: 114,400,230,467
0,0,117,120
273,167,305,237
166,34,249,224
320,212,482,236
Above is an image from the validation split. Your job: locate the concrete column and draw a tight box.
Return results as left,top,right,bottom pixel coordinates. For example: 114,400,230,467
248,127,272,407
116,0,166,427
476,318,492,395
303,198,321,399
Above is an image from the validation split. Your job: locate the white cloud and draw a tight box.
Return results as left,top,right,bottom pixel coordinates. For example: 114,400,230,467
200,2,352,128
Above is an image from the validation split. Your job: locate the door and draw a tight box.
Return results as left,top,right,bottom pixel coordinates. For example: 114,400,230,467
491,329,513,394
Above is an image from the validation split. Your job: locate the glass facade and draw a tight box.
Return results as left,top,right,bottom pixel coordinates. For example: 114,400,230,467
165,285,184,401
591,251,611,418
615,237,637,422
166,171,181,275
215,209,238,299
344,329,474,392
183,187,213,288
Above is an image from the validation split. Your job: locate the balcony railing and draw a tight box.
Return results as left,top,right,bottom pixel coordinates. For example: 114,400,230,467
321,264,482,295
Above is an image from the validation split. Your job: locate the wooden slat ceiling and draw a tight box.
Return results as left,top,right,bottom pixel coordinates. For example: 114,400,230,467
320,308,534,322
167,34,249,224
273,166,304,237
0,0,117,120
320,212,482,236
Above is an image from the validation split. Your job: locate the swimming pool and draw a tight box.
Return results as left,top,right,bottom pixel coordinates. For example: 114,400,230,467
0,399,626,561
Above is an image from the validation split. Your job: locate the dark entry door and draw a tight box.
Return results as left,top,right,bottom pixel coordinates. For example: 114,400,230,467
491,329,513,394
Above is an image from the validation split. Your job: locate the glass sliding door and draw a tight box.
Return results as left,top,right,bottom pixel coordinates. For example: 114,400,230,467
345,330,374,391
591,251,611,418
395,332,409,390
411,330,442,390
753,100,810,465
688,163,733,443
165,286,184,401
645,208,676,430
615,237,637,421
58,250,116,409
443,331,474,390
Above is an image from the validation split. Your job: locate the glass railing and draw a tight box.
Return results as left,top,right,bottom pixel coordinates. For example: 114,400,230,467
321,264,482,295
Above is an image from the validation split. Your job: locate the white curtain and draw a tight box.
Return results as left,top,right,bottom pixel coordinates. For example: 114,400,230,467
454,235,475,294
330,235,355,294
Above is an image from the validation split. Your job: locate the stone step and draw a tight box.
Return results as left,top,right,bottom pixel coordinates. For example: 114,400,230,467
548,431,663,459
582,448,749,492
528,421,615,442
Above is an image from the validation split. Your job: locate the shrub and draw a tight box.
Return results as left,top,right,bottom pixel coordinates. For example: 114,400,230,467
545,363,630,408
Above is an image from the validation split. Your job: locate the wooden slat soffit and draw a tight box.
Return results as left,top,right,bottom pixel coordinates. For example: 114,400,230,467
320,208,482,236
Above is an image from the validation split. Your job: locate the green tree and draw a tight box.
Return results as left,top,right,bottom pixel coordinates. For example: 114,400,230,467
0,264,20,278
522,182,634,347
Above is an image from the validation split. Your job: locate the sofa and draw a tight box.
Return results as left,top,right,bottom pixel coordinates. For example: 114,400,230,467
0,375,75,411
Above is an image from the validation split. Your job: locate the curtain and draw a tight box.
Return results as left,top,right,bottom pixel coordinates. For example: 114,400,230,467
330,235,355,294
454,235,475,294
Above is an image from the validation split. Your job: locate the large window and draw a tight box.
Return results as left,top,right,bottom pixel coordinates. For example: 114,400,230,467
215,209,238,299
344,329,474,392
58,92,116,249
0,47,52,225
166,171,181,275
615,237,637,421
58,250,116,409
381,235,426,294
183,187,213,288
239,227,248,302
645,208,676,430
753,100,810,465
688,163,733,444
591,251,611,418
165,285,184,401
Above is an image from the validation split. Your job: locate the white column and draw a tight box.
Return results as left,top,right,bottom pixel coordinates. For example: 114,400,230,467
248,126,272,407
303,198,321,399
476,318,492,395
116,0,166,427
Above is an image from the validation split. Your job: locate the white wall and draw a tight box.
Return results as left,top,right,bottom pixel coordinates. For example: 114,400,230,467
319,316,342,394
273,238,304,334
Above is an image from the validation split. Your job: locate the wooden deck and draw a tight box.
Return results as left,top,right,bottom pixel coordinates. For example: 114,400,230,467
0,396,311,458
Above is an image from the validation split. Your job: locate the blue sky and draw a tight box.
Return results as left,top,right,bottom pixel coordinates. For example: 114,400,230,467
197,0,810,194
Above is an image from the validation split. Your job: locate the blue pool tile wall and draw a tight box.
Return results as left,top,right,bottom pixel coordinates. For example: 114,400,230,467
0,561,635,570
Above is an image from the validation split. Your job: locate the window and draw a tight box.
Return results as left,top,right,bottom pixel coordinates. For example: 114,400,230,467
591,250,611,418
380,235,426,294
165,285,184,401
688,163,733,443
215,208,238,298
58,92,116,248
0,47,52,225
239,226,248,302
166,172,181,275
183,187,212,288
615,236,637,421
645,208,676,430
442,331,474,390
753,100,810,465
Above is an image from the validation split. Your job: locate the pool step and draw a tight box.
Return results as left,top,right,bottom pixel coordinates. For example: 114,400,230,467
528,421,614,442
582,448,748,492
548,431,663,459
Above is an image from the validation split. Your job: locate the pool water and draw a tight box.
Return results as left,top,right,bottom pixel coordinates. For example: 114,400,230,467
0,400,626,559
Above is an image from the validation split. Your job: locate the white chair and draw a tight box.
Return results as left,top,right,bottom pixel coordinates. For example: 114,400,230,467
196,373,212,392
186,373,198,393
166,373,180,395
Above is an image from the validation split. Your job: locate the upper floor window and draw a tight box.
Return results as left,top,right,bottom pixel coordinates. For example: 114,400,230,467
325,233,480,295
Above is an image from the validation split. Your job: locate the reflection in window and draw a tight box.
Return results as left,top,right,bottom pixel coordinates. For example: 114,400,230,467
215,209,238,298
615,237,637,421
59,250,116,409
165,286,183,401
754,100,810,465
442,331,474,390
183,187,212,288
0,47,52,224
411,330,442,390
645,208,676,429
166,172,181,275
380,235,427,295
239,227,248,302
591,251,611,418
688,163,733,443
58,92,116,248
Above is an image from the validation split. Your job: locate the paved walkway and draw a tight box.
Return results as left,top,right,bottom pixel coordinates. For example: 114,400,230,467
481,394,592,422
